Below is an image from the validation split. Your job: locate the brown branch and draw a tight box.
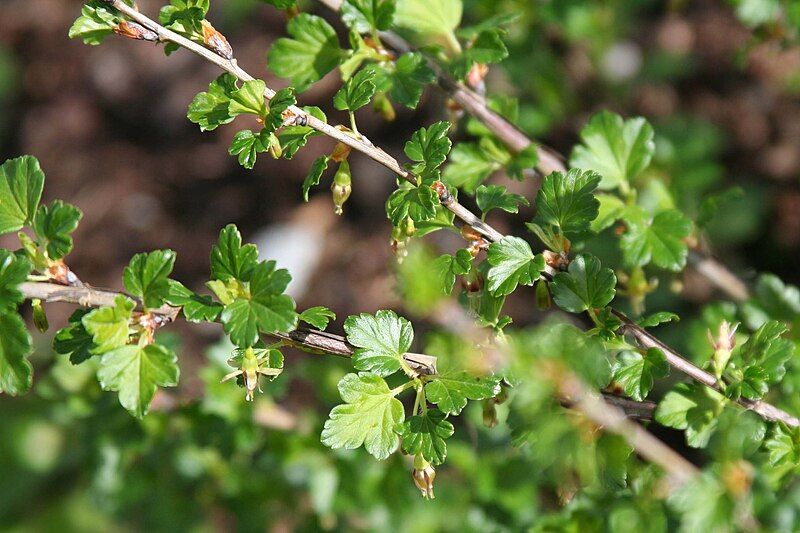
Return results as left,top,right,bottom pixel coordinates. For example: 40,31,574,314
614,310,800,427
97,1,795,428
21,281,667,421
557,371,698,486
315,0,750,302
21,281,438,375
105,0,504,244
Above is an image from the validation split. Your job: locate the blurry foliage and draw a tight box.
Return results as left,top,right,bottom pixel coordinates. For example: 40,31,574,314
1,0,800,530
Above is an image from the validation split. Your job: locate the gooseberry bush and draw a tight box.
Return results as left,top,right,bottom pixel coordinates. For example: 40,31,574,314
2,0,800,529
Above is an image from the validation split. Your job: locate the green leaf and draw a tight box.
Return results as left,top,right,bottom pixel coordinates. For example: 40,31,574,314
533,169,601,234
433,249,472,294
399,408,454,465
302,155,331,202
443,145,494,188
342,0,396,33
569,111,655,191
388,53,436,109
612,348,669,401
621,207,693,271
0,155,46,234
590,194,626,233
386,184,439,225
394,0,462,41
334,68,377,112
750,273,800,323
442,143,499,193
425,372,501,415
485,236,545,296
264,87,297,132
466,29,508,64
259,0,297,8
277,106,327,159
123,250,176,310
68,1,121,45
32,200,82,260
669,469,736,533
82,295,134,354
228,79,268,118
53,309,97,365
0,250,32,313
765,423,800,467
165,280,223,322
299,306,336,330
550,253,616,313
513,323,612,388
220,261,298,347
735,320,794,386
267,14,345,92
211,224,259,282
506,145,538,181
187,73,238,131
344,310,413,376
0,312,33,395
159,0,208,44
637,311,679,328
404,121,452,179
476,184,529,215
321,372,405,460
725,320,795,394
229,129,272,170
655,382,724,448
97,342,179,418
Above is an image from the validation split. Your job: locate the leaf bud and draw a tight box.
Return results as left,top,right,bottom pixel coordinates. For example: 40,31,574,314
114,21,159,42
201,20,233,60
331,160,352,215
412,454,436,499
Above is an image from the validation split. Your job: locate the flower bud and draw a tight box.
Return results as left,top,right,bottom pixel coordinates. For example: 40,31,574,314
482,399,498,428
331,160,352,215
373,93,396,122
708,320,738,379
535,280,551,310
412,454,436,499
32,299,48,333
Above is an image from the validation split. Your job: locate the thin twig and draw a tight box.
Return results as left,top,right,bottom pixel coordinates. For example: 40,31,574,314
21,281,661,420
315,0,750,301
22,281,438,375
98,1,795,426
558,371,698,486
614,310,800,426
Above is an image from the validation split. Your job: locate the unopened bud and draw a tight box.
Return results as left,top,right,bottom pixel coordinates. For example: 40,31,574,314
431,180,453,205
373,93,396,122
331,160,352,215
466,63,489,92
400,217,416,238
708,320,739,379
482,399,498,428
201,20,233,60
330,142,352,163
32,299,48,333
535,280,551,310
412,454,436,499
114,21,159,42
